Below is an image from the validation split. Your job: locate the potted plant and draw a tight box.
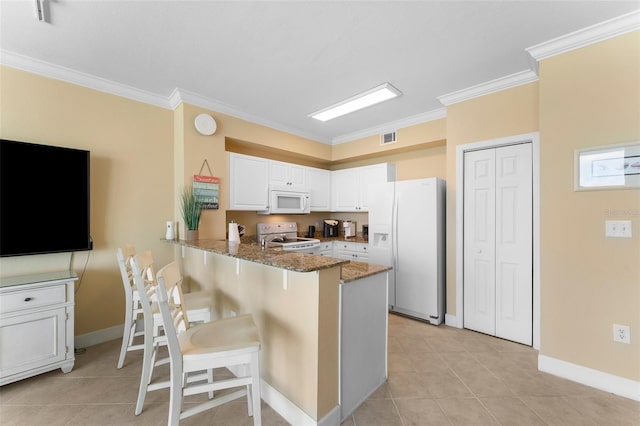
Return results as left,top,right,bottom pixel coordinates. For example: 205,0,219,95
180,185,203,241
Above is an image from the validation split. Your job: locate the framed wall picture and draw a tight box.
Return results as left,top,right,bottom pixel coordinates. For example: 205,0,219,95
575,142,640,190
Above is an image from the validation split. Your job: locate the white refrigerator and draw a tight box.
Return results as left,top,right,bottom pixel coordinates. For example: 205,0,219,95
368,177,445,325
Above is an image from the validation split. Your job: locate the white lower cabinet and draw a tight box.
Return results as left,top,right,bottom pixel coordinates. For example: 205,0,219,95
333,241,369,262
318,241,333,256
0,272,76,385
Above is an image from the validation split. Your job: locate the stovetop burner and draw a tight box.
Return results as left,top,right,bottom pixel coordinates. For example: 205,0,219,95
257,222,320,251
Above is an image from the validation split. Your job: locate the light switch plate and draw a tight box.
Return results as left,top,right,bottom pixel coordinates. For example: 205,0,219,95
605,220,632,238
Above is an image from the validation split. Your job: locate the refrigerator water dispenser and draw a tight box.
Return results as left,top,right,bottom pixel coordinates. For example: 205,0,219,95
372,232,390,248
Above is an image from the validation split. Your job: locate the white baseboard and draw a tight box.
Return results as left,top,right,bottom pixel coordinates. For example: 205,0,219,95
538,354,640,401
318,405,341,426
259,378,341,425
445,313,460,328
75,323,123,348
229,366,341,425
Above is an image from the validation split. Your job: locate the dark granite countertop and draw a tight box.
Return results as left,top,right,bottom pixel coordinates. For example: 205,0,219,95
241,235,369,245
169,239,390,281
340,261,391,283
170,239,349,273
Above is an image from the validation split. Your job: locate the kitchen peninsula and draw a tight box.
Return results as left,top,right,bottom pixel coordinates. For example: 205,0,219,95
170,239,390,425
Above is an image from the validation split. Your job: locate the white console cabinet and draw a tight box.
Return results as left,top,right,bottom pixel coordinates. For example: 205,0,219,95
0,271,76,385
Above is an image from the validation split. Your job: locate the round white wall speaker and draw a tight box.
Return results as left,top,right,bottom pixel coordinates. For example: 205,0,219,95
194,113,217,135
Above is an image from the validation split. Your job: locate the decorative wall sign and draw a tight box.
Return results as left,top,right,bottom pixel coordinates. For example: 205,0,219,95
193,159,219,209
575,142,640,190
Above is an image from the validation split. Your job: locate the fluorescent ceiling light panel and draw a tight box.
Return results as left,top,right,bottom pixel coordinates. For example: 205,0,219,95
309,83,402,122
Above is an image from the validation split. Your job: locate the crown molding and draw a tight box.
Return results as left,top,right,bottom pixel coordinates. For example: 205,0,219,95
0,49,172,109
526,10,640,62
170,88,331,144
331,108,447,145
0,51,330,143
437,70,538,106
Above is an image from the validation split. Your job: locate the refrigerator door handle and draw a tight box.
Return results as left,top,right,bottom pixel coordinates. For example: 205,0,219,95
393,193,399,273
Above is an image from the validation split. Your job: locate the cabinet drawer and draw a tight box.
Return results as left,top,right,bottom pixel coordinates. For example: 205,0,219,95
335,242,357,251
335,242,368,251
319,242,333,251
0,285,67,313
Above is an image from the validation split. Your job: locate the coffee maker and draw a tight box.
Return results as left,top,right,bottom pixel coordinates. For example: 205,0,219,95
343,220,356,238
323,219,339,237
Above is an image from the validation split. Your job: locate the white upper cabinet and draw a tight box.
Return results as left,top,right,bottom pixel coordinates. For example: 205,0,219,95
229,152,395,213
331,168,360,211
307,167,331,211
358,164,395,211
229,153,269,210
269,160,306,188
331,163,395,212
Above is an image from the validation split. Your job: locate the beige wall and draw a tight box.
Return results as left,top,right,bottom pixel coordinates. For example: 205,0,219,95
444,82,540,314
331,118,446,163
225,211,370,239
0,66,175,335
538,32,640,380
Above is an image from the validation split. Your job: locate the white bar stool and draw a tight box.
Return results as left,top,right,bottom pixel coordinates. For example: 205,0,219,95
155,261,262,426
129,250,217,414
116,246,212,369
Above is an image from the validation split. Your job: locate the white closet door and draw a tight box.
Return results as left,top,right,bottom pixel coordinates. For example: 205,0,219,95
495,143,532,345
463,148,496,336
464,143,532,345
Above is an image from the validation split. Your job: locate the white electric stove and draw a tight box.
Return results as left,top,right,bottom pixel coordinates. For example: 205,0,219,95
256,222,320,254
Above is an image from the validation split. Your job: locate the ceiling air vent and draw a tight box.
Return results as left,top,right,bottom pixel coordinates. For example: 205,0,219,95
381,131,397,145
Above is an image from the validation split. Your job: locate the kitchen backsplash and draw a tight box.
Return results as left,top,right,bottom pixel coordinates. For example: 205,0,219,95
226,211,368,237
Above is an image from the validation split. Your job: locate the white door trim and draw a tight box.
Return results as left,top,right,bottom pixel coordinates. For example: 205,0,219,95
455,132,540,349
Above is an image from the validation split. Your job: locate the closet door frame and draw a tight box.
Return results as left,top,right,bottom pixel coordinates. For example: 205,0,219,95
453,132,541,350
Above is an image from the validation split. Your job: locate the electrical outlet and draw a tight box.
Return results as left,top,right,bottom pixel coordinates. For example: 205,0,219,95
605,220,632,238
613,324,631,344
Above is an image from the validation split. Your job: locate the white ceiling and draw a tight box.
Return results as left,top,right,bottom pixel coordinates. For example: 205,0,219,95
1,1,638,144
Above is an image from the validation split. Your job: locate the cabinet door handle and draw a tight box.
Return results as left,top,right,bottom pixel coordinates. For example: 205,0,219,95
24,297,33,302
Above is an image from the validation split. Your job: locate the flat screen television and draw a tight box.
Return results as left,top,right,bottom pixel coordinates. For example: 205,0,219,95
0,139,92,257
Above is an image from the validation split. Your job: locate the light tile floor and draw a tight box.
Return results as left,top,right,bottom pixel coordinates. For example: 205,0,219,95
345,314,639,425
1,313,639,425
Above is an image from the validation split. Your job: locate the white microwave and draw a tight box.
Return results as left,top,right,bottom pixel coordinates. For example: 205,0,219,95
259,186,311,215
